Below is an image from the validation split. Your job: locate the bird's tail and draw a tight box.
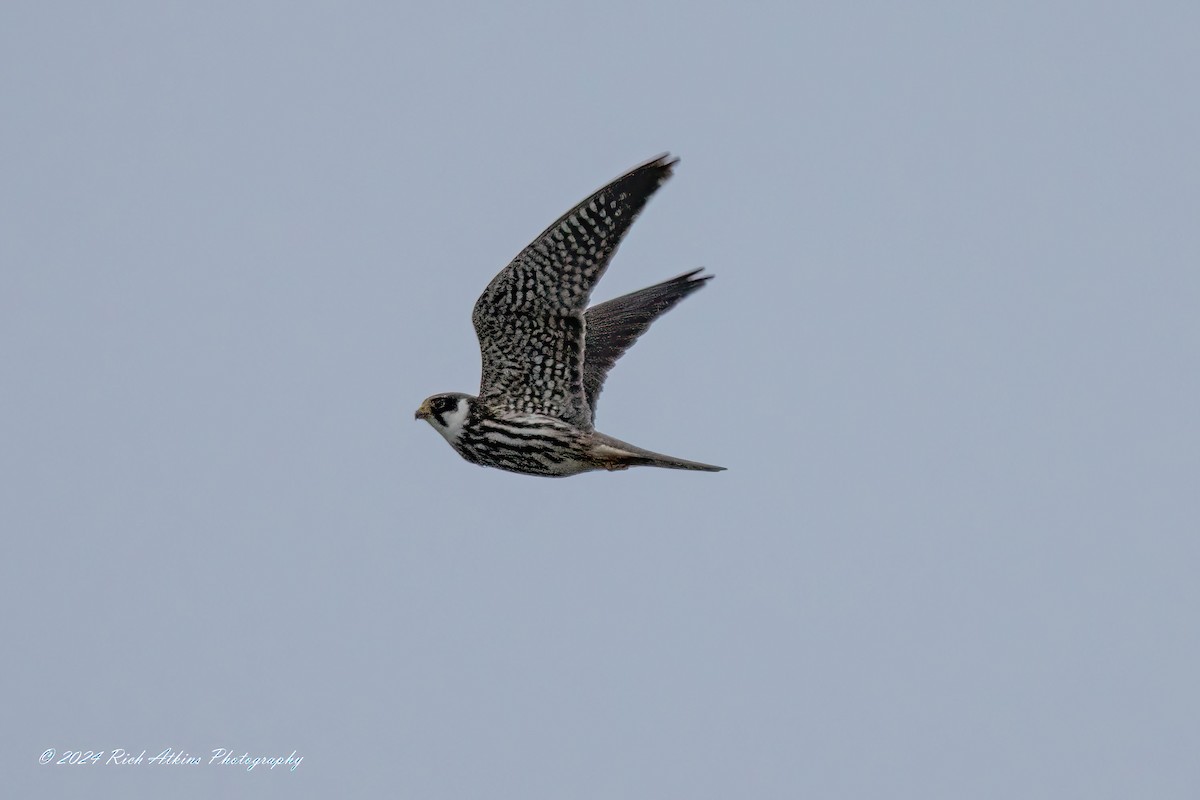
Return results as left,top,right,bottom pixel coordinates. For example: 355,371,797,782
590,432,725,473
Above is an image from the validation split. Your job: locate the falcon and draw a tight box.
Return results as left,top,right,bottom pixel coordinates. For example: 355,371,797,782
415,154,724,477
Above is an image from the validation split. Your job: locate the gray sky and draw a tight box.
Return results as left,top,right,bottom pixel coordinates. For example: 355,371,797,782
3,2,1198,798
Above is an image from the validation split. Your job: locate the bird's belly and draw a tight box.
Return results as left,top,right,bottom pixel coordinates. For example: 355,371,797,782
457,417,595,477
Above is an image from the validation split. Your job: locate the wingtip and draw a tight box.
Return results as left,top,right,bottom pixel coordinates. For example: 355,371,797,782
667,268,714,287
636,152,680,176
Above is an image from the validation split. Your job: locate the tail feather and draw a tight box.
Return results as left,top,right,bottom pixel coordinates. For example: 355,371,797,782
591,432,725,473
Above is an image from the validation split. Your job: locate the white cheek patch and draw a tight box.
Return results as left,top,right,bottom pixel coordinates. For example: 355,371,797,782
435,399,471,444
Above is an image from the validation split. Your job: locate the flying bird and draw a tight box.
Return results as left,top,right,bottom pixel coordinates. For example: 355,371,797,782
415,154,724,477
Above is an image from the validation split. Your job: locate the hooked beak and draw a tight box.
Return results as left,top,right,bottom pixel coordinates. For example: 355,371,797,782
414,400,432,421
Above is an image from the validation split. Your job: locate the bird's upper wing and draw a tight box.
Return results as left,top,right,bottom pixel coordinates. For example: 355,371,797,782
582,269,712,421
472,154,677,429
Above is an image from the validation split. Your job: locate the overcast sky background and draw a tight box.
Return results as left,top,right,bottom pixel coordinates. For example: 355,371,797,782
3,2,1198,798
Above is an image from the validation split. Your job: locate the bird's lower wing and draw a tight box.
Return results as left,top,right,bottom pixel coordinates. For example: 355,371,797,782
582,269,712,421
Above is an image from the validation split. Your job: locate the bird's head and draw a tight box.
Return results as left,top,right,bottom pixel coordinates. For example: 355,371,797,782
415,393,475,444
